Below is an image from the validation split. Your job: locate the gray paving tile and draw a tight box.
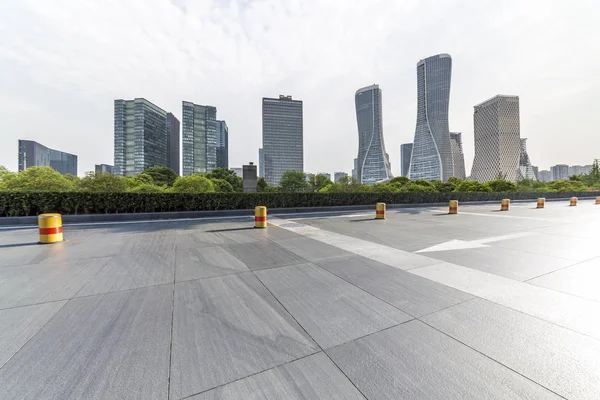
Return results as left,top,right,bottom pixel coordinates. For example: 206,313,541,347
256,263,411,348
226,241,308,271
327,320,560,400
0,245,48,268
76,252,175,297
317,256,472,317
0,285,173,400
422,298,600,400
170,272,318,399
190,352,365,400
0,257,110,309
0,301,67,367
175,246,250,282
528,257,600,301
423,245,577,281
118,231,176,255
274,237,353,262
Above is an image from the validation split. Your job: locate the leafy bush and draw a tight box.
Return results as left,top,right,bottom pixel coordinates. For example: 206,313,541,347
3,167,75,191
454,181,492,193
143,167,178,187
486,179,518,192
80,173,129,192
172,175,215,193
210,178,234,193
129,184,165,193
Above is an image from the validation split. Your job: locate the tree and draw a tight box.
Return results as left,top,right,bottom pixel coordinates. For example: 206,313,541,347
205,168,243,191
80,172,129,192
4,166,75,191
172,175,215,193
0,165,16,189
129,184,165,193
454,180,492,192
210,178,234,192
583,159,600,186
257,177,269,192
486,179,517,192
389,176,409,185
308,174,333,192
279,170,309,192
143,167,178,187
548,180,588,192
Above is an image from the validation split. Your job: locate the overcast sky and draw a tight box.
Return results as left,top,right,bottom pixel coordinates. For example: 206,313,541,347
1,0,599,176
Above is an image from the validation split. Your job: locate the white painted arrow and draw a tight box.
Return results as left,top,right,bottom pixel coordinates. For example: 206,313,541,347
415,232,536,253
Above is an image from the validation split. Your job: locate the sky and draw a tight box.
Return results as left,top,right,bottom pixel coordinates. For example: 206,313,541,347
1,0,599,176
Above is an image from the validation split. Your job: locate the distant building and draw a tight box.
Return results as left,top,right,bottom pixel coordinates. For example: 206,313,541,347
409,54,454,181
243,163,257,193
262,95,303,186
334,172,348,182
215,120,229,169
258,148,264,178
95,164,114,174
569,165,593,176
551,164,569,181
352,158,358,180
470,95,521,182
354,84,392,184
166,113,180,175
532,165,539,180
114,98,170,177
230,167,243,177
400,143,413,177
18,140,77,175
182,101,217,176
516,138,536,180
449,133,466,179
538,170,552,182
317,172,332,181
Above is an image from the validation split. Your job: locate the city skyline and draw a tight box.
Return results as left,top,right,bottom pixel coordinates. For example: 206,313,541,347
1,1,599,175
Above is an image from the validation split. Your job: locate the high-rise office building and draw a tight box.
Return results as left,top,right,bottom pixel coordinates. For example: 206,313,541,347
409,54,453,181
532,165,539,181
538,170,552,182
470,95,522,182
18,140,77,175
569,165,593,176
114,98,169,177
354,84,392,184
215,120,229,169
262,95,303,186
317,172,332,181
258,148,264,178
95,164,114,174
517,138,536,180
449,133,466,179
551,164,569,181
334,172,348,182
166,113,180,175
182,101,217,176
400,143,413,177
230,167,243,177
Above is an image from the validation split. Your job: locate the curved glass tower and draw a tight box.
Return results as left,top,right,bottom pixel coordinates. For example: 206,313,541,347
355,84,392,184
409,54,453,181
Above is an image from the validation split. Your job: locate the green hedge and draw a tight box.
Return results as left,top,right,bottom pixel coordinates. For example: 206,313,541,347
0,191,596,217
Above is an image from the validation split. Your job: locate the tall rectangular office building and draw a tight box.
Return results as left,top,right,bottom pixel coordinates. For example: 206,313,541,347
262,95,303,186
400,143,413,177
167,113,180,175
114,98,169,177
215,120,229,169
258,148,264,178
18,139,77,175
182,101,217,176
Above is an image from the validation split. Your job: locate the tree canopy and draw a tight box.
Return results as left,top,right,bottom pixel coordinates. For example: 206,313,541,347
279,171,309,193
205,168,242,191
143,167,178,187
3,166,75,191
172,175,215,193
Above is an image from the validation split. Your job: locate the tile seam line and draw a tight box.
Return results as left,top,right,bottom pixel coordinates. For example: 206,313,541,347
167,245,177,400
524,254,600,283
416,319,568,400
251,270,371,400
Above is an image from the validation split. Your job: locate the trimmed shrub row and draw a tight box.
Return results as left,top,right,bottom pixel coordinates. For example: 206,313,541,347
0,191,596,217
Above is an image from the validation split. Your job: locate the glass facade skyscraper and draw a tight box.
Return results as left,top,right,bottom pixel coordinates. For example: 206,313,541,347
449,133,466,179
262,95,303,186
400,143,413,177
215,120,229,169
182,101,217,176
354,85,392,184
18,140,78,175
409,54,453,181
258,148,264,178
167,113,180,175
114,98,169,177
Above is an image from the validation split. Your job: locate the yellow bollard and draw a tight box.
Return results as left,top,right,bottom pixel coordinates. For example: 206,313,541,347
536,198,545,209
596,196,600,205
254,206,267,228
449,200,458,214
570,197,578,207
501,199,510,211
38,213,63,244
375,203,386,220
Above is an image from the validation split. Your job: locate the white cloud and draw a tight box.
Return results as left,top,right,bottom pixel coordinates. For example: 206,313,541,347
0,0,599,175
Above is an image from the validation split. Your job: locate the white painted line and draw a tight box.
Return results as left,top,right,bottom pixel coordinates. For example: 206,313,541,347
416,232,536,253
454,211,562,222
289,213,372,220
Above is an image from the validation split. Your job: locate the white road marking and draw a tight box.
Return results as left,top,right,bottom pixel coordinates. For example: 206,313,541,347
415,232,536,253
454,211,562,222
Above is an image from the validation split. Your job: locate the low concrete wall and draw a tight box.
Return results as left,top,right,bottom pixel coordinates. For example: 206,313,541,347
0,197,588,227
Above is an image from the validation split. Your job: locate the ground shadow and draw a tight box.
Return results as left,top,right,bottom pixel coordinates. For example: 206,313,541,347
349,218,378,223
432,213,454,217
206,227,257,233
0,242,39,249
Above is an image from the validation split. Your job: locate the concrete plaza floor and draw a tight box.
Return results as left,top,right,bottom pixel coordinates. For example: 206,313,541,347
1,200,599,399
